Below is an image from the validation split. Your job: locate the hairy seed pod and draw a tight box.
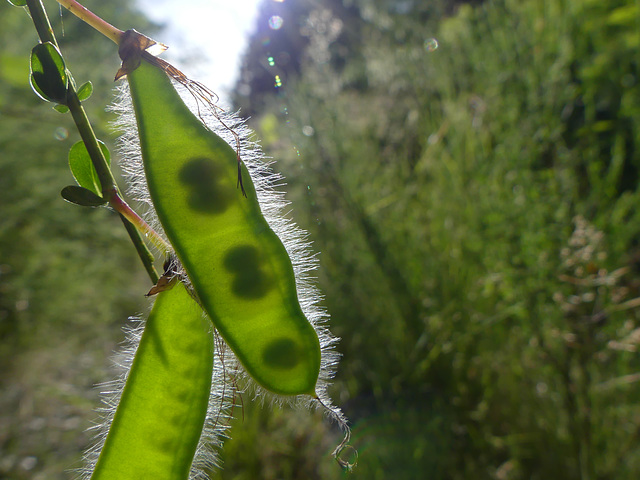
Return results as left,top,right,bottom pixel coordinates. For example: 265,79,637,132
126,59,321,396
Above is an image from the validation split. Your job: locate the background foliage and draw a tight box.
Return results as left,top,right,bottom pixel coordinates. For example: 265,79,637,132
229,0,640,478
1,0,640,479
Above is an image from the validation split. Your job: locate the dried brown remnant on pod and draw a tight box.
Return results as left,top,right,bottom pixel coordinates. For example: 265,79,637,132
115,29,167,81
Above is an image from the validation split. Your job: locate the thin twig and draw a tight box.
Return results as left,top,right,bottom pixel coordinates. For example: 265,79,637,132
56,0,123,44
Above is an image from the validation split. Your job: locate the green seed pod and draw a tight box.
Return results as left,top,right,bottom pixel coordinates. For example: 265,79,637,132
126,59,321,396
90,283,214,479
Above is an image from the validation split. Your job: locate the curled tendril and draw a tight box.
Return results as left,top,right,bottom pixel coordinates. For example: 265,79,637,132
332,428,358,472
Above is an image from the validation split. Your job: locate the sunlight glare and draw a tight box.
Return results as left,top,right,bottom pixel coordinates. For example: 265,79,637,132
137,0,264,103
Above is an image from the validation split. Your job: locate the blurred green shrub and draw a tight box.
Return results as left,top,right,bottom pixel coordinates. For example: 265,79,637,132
226,0,640,478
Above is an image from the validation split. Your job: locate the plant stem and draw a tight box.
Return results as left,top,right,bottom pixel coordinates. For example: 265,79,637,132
64,90,118,198
25,0,164,283
119,214,159,284
56,0,123,44
27,0,57,45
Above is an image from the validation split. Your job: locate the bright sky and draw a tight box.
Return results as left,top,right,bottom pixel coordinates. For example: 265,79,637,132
137,0,264,105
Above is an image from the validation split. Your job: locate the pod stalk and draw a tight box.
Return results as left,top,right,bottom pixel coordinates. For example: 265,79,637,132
109,191,172,254
56,0,123,45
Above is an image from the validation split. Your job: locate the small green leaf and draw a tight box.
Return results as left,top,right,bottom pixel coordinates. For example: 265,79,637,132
29,42,68,104
68,140,111,195
54,104,70,114
6,0,27,6
61,185,107,206
77,81,93,102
